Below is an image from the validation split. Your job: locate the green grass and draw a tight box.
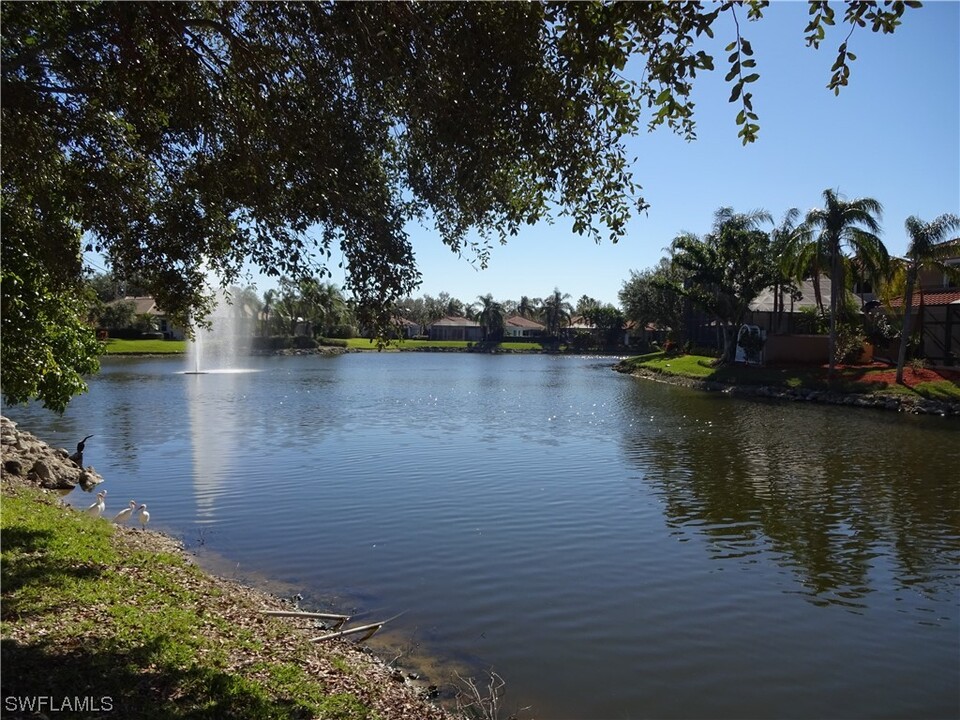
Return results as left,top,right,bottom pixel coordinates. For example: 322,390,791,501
619,352,960,402
1,485,377,719
102,338,187,354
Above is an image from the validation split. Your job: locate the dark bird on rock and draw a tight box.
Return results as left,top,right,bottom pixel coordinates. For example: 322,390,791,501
69,435,94,466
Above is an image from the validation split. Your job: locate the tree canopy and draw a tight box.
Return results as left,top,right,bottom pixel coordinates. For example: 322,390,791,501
1,1,920,410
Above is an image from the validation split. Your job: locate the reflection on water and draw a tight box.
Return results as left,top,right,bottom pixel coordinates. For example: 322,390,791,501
623,387,959,615
4,353,958,719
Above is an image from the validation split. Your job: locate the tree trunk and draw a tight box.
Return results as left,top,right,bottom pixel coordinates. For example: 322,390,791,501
895,267,918,384
828,252,842,381
721,323,737,363
812,273,824,316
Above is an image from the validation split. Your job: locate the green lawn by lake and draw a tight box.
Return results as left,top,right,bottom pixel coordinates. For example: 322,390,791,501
102,339,187,354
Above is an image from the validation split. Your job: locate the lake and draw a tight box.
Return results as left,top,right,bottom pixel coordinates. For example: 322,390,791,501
4,352,958,719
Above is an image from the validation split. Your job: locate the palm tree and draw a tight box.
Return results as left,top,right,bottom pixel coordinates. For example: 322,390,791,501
475,294,505,342
517,296,536,319
541,288,572,339
228,285,262,337
311,281,348,336
804,189,886,378
576,295,600,317
261,288,278,336
895,214,960,383
769,208,806,330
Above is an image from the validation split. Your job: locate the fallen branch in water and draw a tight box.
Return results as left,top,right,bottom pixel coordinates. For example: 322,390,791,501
309,612,405,643
260,609,349,630
455,669,508,720
260,609,351,621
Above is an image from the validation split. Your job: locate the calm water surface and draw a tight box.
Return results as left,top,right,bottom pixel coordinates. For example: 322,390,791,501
5,353,959,719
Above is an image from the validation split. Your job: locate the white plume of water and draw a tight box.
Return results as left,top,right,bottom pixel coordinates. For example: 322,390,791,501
186,287,253,373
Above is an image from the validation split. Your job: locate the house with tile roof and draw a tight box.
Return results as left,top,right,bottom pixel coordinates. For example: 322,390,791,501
427,316,482,342
102,296,188,339
503,315,545,338
888,245,960,366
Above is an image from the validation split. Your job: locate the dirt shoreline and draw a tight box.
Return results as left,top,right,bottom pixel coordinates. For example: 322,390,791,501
1,416,459,719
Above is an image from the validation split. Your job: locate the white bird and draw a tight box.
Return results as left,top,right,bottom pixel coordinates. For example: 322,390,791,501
85,490,106,517
112,500,137,524
137,503,150,531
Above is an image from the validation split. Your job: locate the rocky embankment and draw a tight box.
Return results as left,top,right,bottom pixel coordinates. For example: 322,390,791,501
1,416,105,493
615,364,960,417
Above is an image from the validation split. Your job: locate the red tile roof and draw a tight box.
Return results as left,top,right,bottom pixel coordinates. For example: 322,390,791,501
888,290,960,307
504,315,545,330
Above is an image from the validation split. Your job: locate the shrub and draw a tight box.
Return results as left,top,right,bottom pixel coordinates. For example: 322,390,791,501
835,321,866,364
325,324,356,339
318,337,347,348
862,310,899,348
292,336,317,349
105,328,144,340
795,306,828,334
571,332,594,351
250,335,293,351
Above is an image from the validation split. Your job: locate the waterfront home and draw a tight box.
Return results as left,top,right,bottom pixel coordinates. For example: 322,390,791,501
102,296,188,340
427,316,483,342
888,243,960,366
504,315,545,338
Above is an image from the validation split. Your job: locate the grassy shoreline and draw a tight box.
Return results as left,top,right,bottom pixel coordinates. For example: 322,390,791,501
1,478,452,720
616,352,960,410
102,338,188,354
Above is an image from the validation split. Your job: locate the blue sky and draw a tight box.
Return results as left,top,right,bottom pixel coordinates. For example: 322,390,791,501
389,1,960,308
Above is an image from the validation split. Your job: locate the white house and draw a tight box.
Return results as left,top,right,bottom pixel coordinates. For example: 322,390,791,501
503,315,545,338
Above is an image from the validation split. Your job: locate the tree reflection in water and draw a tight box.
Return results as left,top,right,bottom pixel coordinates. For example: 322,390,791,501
621,387,960,613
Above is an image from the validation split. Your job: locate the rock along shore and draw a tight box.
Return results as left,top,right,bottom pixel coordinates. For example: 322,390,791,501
614,364,960,417
0,415,455,719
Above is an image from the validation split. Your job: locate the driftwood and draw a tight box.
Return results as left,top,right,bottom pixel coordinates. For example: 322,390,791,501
261,609,349,630
260,609,350,621
309,612,405,643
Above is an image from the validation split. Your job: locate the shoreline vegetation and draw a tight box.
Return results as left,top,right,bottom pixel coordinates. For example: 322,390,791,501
615,352,960,416
1,418,456,720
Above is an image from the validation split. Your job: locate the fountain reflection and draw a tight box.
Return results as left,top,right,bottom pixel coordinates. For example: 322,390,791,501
185,373,240,521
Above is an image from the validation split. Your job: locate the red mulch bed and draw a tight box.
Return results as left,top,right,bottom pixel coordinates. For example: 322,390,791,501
830,362,960,388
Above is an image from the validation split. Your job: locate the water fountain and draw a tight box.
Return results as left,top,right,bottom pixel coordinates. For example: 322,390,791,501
184,288,255,374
